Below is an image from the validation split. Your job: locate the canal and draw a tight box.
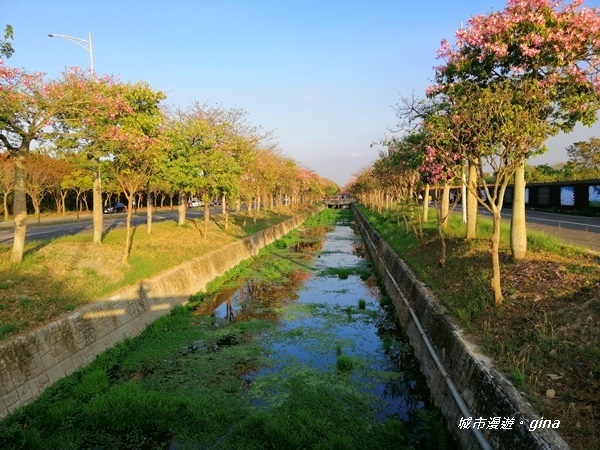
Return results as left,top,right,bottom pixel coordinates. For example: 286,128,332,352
0,209,454,449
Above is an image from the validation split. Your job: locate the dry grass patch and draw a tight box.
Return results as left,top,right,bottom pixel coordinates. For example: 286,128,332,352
427,245,599,449
37,241,126,283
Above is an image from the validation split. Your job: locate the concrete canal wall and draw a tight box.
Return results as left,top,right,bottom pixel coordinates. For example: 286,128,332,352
353,206,570,450
0,209,318,419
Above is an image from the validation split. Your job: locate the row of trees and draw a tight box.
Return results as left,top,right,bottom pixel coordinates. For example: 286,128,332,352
350,0,600,305
0,32,338,264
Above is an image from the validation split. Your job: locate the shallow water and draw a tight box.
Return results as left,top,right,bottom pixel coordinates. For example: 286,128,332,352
206,219,437,427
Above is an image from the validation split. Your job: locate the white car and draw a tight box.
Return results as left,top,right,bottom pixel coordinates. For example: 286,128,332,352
188,198,202,208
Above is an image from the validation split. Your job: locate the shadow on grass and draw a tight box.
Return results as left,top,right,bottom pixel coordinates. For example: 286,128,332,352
0,262,86,340
22,240,53,259
123,225,138,263
187,218,205,239
101,222,119,241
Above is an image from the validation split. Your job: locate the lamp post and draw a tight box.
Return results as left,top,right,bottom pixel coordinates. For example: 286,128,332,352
48,32,94,74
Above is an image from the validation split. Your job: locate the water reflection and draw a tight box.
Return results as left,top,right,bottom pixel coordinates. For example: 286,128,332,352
194,271,311,324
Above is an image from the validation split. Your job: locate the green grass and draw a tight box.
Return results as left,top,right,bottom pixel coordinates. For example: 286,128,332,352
0,207,452,449
358,204,592,326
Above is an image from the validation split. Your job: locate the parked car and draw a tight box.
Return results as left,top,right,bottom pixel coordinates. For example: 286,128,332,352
188,198,202,208
103,202,127,214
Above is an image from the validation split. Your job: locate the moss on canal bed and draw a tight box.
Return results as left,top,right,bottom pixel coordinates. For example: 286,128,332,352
0,209,452,449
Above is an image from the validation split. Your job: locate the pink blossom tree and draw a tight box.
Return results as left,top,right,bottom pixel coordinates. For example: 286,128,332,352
103,81,166,262
0,65,112,262
51,69,132,245
432,0,600,304
420,110,465,267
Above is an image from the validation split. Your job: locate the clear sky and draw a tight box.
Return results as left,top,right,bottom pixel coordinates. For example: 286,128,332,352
5,0,600,187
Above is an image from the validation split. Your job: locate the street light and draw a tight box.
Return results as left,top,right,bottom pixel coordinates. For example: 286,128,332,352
48,32,94,74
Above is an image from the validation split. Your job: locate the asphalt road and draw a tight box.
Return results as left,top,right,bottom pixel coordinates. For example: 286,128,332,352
454,206,600,253
0,207,219,247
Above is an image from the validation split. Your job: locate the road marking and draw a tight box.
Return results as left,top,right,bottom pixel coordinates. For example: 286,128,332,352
525,217,600,229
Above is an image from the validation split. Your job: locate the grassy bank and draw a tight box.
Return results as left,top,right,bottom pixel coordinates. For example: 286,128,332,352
0,206,316,340
357,204,599,450
0,208,451,449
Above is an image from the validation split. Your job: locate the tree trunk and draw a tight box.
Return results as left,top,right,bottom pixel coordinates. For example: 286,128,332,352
490,211,503,306
510,162,527,261
3,192,9,221
244,196,251,227
432,186,448,268
32,198,41,224
146,183,153,234
60,191,68,216
254,191,259,224
461,171,467,224
178,191,186,226
466,160,479,239
437,212,447,268
223,197,229,231
11,152,27,263
52,191,61,215
76,192,81,220
92,159,103,245
203,203,209,237
422,184,430,223
440,182,450,230
263,194,268,217
122,193,134,264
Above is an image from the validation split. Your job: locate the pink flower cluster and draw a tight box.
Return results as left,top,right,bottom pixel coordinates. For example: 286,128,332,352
418,145,462,185
437,0,600,94
421,0,600,184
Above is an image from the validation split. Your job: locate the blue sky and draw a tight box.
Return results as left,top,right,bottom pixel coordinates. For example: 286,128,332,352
5,0,600,186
